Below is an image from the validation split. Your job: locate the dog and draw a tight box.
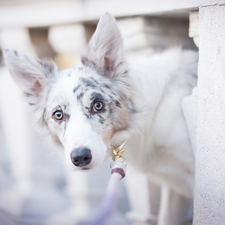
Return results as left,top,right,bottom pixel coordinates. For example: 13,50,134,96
4,13,198,225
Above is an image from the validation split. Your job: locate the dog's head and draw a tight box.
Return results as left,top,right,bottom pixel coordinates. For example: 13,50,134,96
3,13,138,171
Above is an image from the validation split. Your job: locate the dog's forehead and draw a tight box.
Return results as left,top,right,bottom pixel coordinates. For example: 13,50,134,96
52,64,90,89
48,64,108,106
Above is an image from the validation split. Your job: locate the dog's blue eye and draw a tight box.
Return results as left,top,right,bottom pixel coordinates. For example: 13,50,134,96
94,102,103,111
54,111,63,120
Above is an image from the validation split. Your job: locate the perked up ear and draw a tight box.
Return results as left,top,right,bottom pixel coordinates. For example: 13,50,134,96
81,12,126,78
3,48,57,104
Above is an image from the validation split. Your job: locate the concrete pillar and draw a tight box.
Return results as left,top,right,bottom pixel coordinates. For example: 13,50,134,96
29,27,56,58
194,4,225,225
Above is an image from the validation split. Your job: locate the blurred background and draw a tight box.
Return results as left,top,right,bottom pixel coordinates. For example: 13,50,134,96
0,0,197,225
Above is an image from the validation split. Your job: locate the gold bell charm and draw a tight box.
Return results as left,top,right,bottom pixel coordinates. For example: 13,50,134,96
111,140,126,161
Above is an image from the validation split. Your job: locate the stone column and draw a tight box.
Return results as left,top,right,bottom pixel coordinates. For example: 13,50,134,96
194,4,225,225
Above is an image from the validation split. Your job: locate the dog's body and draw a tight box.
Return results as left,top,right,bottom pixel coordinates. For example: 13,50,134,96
4,13,197,224
124,50,197,198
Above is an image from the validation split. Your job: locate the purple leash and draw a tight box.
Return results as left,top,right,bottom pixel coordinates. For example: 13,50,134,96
80,140,127,225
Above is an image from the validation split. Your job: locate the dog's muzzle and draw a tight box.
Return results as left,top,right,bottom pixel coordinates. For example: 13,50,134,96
70,147,92,167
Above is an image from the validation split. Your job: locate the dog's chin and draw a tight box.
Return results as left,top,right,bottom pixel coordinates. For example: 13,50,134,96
65,158,105,172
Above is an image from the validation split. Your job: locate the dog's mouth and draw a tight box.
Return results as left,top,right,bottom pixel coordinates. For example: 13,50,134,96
81,167,91,171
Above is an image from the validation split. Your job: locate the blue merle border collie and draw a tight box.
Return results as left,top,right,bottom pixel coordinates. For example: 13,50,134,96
4,13,197,223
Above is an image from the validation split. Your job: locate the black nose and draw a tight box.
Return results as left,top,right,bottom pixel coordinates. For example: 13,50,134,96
70,147,92,167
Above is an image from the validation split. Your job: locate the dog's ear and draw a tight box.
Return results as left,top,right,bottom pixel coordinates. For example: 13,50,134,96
3,49,57,103
82,13,126,78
